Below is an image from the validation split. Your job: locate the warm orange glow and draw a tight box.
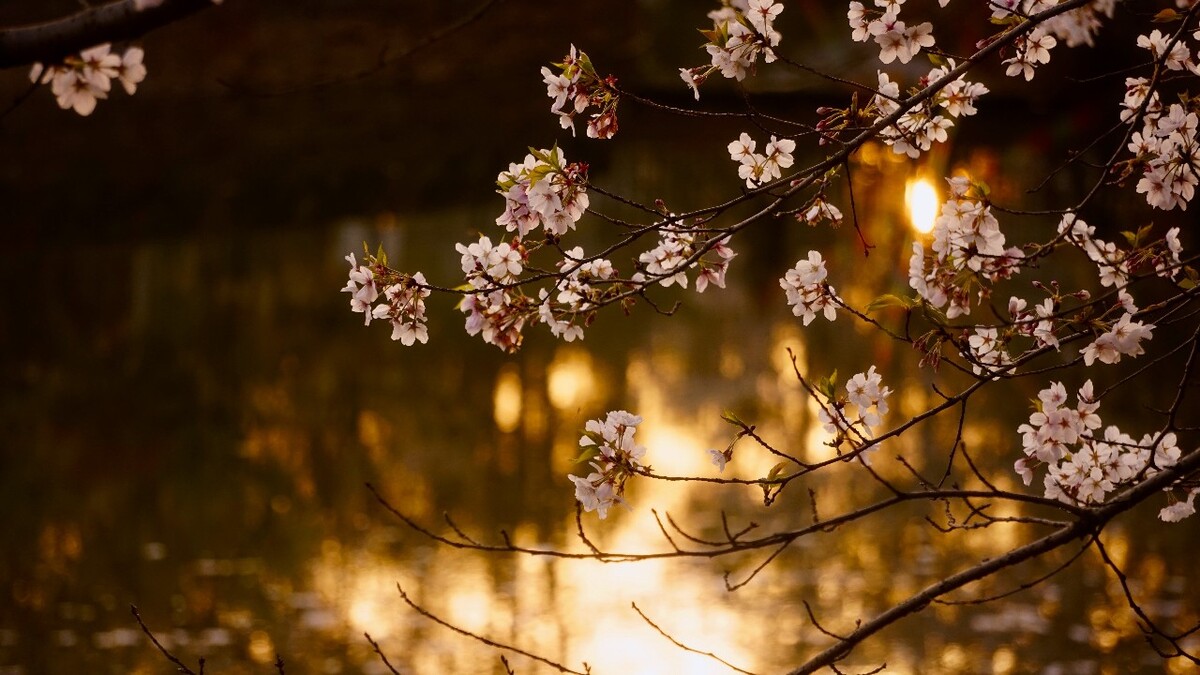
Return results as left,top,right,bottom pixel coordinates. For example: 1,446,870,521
493,365,522,433
547,348,599,411
905,177,939,234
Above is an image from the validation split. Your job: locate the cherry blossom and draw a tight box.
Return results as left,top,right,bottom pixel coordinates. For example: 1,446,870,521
819,366,893,463
781,251,840,325
966,326,1011,377
1003,28,1056,81
863,63,986,159
342,253,380,324
683,0,784,96
571,411,648,518
541,46,621,139
456,235,524,289
1081,313,1155,367
1127,102,1199,211
909,179,1021,318
801,198,844,226
460,289,529,353
707,447,730,472
372,274,432,346
29,42,147,116
495,147,590,238
728,132,795,187
635,224,735,292
1015,381,1185,519
1160,489,1198,523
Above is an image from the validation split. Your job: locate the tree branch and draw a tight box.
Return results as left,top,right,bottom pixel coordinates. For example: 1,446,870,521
0,0,216,68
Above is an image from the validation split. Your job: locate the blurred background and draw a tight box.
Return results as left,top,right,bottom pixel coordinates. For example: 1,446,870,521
0,1,1196,673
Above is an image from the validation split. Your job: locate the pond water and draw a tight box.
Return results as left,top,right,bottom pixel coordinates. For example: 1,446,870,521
1,3,1198,674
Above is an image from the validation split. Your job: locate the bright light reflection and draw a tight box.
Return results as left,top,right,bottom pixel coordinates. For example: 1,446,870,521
640,424,707,477
548,348,599,411
905,177,939,234
563,541,752,674
493,365,522,433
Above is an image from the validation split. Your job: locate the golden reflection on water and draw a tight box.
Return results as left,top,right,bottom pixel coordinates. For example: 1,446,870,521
547,347,602,412
493,364,523,434
10,123,1200,675
198,209,1200,673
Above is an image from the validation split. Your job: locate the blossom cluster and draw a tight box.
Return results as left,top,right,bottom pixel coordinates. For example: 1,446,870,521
1127,100,1199,211
457,245,624,352
780,251,840,326
846,1,936,66
1081,312,1155,367
1058,214,1183,290
800,197,844,227
29,43,146,116
993,0,1116,79
1014,381,1191,522
846,0,1116,81
1057,214,1131,290
570,411,648,519
950,211,1173,377
818,367,893,461
459,288,530,352
1006,294,1062,354
965,326,1013,377
496,146,590,239
456,235,524,289
909,177,1023,318
1121,23,1200,213
1003,27,1057,81
539,247,619,342
865,63,988,159
341,253,431,346
633,224,736,293
541,45,621,139
727,132,796,187
680,0,783,98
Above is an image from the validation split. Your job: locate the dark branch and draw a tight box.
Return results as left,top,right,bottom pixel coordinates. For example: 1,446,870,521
0,0,217,69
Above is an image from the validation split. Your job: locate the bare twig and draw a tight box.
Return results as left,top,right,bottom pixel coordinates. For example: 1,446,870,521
364,632,402,675
131,605,202,675
632,602,759,675
396,584,590,675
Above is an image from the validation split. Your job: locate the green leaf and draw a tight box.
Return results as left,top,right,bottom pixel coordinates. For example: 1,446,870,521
573,448,598,464
766,462,787,481
526,164,554,188
721,410,746,427
927,52,948,68
1120,230,1137,247
1136,222,1155,246
921,303,950,327
375,243,388,266
817,370,838,400
576,50,597,78
867,293,914,314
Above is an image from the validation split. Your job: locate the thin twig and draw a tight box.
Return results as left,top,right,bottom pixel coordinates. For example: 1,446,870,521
396,584,590,675
632,602,759,675
131,605,201,675
364,632,402,675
